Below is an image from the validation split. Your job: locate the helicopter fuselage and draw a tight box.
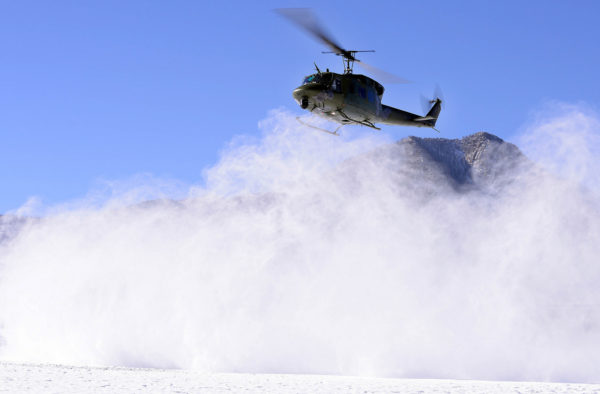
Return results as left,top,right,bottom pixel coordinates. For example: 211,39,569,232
293,71,440,130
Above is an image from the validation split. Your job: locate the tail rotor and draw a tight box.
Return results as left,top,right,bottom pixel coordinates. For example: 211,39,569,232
421,84,445,113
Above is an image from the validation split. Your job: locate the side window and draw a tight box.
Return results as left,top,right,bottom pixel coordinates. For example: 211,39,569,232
332,79,342,93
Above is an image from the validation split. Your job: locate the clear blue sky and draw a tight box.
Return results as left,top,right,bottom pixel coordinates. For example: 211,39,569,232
1,0,599,213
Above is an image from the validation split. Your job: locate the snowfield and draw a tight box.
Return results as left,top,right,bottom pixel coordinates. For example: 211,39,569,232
1,362,599,394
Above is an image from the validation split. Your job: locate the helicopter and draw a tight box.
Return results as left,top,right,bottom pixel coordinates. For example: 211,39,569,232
277,8,442,135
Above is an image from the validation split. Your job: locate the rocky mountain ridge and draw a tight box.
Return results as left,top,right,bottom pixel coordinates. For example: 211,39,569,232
399,131,525,188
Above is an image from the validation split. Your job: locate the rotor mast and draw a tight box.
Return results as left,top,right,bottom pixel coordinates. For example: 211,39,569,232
322,50,375,74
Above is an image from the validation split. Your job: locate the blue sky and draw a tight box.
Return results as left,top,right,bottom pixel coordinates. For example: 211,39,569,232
1,0,599,213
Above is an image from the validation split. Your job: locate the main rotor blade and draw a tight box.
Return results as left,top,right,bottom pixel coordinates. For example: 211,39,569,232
276,8,410,83
275,8,346,55
356,60,411,84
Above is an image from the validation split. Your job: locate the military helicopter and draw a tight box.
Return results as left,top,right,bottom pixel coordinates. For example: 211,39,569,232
277,8,442,135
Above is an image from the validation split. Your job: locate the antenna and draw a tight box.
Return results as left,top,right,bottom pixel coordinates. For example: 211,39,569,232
314,62,322,74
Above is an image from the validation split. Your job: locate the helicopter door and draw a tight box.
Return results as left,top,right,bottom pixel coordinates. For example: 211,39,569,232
345,79,358,105
347,80,377,113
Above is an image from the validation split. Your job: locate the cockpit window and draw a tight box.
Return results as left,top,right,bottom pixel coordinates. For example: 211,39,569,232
302,73,332,86
303,74,319,84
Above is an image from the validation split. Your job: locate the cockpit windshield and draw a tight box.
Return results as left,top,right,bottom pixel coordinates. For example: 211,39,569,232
302,74,319,85
302,73,332,86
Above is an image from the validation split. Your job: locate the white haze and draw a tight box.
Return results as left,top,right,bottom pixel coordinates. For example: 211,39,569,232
1,106,599,383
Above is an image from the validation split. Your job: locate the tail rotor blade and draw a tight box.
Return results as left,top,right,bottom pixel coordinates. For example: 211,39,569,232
421,84,445,114
434,83,445,108
421,94,432,114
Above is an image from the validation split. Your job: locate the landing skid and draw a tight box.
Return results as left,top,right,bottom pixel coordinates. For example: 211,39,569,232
296,117,343,136
337,109,381,130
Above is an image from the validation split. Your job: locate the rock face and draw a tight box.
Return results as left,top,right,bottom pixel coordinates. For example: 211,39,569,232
403,132,526,188
0,215,32,245
334,131,529,203
353,131,527,194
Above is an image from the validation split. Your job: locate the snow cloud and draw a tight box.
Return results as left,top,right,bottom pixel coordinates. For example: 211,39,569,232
0,106,599,383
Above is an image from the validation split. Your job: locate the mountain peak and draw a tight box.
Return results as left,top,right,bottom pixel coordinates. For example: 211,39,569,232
393,131,525,189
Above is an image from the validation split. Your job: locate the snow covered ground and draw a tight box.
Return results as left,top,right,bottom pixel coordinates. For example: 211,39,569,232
1,362,599,394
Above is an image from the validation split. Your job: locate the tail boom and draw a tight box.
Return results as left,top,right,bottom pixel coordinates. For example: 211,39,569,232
377,98,442,130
